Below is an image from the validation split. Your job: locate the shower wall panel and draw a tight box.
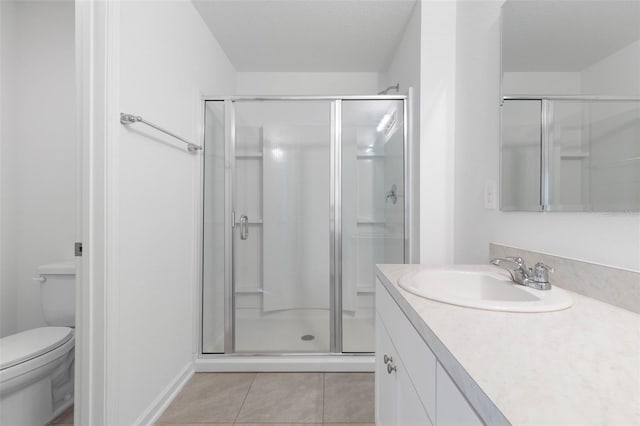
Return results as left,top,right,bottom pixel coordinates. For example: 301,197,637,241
262,125,330,312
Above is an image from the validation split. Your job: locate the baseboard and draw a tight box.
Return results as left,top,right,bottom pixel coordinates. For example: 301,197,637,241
134,362,194,426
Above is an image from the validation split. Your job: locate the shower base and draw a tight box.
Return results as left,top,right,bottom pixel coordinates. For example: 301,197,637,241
197,312,375,372
234,315,374,353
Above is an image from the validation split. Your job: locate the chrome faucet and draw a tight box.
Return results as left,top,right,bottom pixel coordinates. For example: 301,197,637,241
490,256,554,290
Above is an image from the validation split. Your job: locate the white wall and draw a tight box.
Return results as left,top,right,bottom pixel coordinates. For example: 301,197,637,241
582,39,640,96
452,0,640,271
453,0,502,266
379,1,420,95
112,1,235,423
380,1,421,263
0,0,76,337
504,39,640,97
503,71,581,95
419,1,457,265
236,72,379,95
0,0,17,338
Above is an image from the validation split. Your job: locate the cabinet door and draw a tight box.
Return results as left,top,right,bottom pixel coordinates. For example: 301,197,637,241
436,363,482,426
397,364,433,426
376,279,437,419
376,313,397,426
377,313,432,426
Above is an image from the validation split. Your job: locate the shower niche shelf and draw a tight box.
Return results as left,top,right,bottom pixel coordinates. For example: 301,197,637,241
559,151,590,160
356,153,386,159
357,286,375,294
356,218,385,224
236,152,263,159
235,286,264,294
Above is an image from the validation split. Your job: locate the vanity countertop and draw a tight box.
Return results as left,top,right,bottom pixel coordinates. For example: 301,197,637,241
376,264,640,425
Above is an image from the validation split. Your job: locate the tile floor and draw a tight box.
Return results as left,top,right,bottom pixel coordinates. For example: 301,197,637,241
49,372,374,425
155,372,375,425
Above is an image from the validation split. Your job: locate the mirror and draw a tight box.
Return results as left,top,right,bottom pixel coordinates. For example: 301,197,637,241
500,0,640,212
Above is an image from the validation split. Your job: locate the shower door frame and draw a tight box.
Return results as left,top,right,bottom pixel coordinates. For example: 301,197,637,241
199,95,411,358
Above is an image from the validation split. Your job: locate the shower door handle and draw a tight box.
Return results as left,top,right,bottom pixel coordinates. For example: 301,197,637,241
239,215,249,240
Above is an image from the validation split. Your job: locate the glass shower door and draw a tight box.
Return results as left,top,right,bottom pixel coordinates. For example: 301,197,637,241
202,101,226,353
341,99,405,353
233,101,333,353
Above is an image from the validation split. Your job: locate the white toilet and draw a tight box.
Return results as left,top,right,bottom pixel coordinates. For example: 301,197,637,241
0,261,76,426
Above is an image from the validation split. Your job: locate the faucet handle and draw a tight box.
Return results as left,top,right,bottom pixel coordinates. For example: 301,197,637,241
532,262,554,283
506,256,526,267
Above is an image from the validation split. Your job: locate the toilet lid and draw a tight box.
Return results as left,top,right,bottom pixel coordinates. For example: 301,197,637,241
0,327,73,370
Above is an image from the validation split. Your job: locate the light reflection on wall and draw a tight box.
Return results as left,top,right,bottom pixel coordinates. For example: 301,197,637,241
271,147,284,161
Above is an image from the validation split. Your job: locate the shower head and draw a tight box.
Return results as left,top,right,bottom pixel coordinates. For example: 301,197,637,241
378,83,400,95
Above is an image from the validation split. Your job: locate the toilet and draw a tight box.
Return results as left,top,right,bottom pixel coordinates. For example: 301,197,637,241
0,261,76,426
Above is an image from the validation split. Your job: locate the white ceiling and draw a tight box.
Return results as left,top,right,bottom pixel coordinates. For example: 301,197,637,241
503,0,640,72
192,0,417,72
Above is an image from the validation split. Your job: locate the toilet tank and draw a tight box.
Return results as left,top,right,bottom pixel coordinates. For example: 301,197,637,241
38,261,76,327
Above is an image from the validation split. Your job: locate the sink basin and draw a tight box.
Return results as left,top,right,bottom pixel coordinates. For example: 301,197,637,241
398,267,573,312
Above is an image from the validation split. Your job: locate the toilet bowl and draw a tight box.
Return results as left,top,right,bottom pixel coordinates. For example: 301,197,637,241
0,261,76,426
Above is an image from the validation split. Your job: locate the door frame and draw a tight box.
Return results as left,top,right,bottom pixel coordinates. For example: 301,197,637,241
75,0,120,424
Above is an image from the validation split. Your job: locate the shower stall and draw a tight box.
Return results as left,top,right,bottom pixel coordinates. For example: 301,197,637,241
200,96,410,359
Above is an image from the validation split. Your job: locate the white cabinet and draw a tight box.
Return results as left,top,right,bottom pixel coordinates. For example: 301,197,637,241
376,312,432,426
396,361,433,426
436,363,483,426
375,278,483,426
375,314,398,426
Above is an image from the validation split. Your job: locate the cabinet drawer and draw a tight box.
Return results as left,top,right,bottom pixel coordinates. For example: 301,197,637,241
376,278,437,420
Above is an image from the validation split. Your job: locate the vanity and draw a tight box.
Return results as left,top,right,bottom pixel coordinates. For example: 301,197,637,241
374,263,640,425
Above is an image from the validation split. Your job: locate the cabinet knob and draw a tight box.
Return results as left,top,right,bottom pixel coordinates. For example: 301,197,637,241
383,354,393,364
387,363,397,374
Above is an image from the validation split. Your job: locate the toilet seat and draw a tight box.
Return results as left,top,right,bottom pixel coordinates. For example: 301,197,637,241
0,327,74,388
1,327,73,371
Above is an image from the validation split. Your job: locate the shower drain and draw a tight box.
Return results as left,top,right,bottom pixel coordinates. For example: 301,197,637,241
301,334,315,341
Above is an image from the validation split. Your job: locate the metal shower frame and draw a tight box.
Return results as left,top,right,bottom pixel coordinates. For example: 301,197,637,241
198,94,412,357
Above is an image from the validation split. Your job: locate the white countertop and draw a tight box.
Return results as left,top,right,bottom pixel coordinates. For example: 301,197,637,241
376,264,640,426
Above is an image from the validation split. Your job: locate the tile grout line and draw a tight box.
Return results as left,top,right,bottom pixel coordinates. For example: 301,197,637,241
233,372,258,425
321,372,326,425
